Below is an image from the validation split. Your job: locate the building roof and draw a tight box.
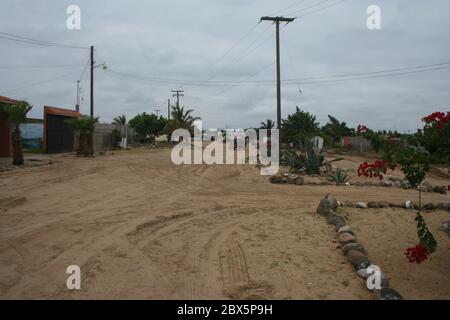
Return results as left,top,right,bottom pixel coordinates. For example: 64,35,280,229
44,106,81,118
0,96,18,105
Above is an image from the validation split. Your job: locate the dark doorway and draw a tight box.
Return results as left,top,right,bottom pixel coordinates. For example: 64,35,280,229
46,114,75,154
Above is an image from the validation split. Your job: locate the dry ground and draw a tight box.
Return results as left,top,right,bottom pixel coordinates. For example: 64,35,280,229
0,148,449,299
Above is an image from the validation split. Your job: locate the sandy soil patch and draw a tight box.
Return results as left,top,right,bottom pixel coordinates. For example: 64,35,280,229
0,148,448,299
345,207,450,300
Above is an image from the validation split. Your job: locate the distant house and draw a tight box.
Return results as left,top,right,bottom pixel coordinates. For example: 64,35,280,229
342,136,372,152
0,95,18,158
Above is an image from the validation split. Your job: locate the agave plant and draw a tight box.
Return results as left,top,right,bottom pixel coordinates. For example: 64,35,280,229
281,138,342,175
328,167,350,184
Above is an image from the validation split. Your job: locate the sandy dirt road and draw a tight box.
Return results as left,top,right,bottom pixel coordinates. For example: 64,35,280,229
0,148,449,299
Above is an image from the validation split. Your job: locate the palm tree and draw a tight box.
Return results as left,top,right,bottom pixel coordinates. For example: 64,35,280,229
113,114,127,145
165,105,200,141
282,107,320,145
113,115,126,126
66,116,99,156
0,100,32,165
321,115,352,144
260,119,275,138
260,119,275,130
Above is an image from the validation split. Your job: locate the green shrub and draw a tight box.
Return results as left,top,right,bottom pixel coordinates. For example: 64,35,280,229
328,167,350,184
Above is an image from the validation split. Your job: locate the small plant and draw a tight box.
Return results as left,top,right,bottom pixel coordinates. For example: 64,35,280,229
281,139,342,175
328,167,350,184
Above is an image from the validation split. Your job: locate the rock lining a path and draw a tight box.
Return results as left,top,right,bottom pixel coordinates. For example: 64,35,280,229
317,194,404,300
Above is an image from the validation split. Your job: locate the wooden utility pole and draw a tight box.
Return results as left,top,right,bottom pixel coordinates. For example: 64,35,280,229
76,80,80,112
168,99,171,120
259,16,295,141
171,89,184,107
90,45,94,118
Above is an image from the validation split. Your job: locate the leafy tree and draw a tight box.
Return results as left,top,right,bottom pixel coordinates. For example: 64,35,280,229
0,100,32,165
415,112,450,164
165,105,200,141
129,112,167,142
281,107,319,145
66,116,99,156
321,115,353,144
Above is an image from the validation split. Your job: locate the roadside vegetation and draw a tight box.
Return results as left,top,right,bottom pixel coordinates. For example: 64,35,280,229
0,100,32,165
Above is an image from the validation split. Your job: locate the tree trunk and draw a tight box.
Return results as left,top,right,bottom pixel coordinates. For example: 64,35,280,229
78,133,94,156
12,126,24,166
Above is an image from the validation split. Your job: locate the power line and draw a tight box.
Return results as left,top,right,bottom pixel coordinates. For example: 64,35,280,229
267,0,309,16
213,60,276,96
200,24,273,84
286,0,330,16
208,23,260,70
78,57,91,81
291,0,348,18
104,61,450,87
1,69,83,94
294,64,450,85
0,31,89,49
172,89,185,107
231,30,274,66
229,24,273,63
0,64,85,69
273,61,450,83
281,32,302,97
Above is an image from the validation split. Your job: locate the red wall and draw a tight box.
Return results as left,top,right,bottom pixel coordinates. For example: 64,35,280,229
0,120,12,157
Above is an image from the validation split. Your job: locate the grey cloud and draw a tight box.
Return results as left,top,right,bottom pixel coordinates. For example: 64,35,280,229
0,0,449,131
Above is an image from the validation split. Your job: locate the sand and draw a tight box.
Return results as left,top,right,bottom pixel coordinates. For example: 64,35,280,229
0,148,449,299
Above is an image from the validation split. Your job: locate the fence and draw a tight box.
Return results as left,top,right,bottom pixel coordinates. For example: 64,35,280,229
93,123,135,153
342,136,372,152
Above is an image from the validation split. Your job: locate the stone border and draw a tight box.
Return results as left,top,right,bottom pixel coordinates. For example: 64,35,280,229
270,174,448,195
342,200,450,211
317,194,404,300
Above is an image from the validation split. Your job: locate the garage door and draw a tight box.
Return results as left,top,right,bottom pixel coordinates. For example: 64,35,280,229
46,114,75,154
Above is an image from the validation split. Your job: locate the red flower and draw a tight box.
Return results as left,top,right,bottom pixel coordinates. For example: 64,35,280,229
358,160,388,180
357,125,368,134
405,244,429,264
422,112,450,131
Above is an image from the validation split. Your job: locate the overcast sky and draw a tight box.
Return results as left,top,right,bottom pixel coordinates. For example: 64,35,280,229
1,0,449,132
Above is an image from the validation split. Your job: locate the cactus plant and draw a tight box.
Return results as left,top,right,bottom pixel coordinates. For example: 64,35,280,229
328,167,350,184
